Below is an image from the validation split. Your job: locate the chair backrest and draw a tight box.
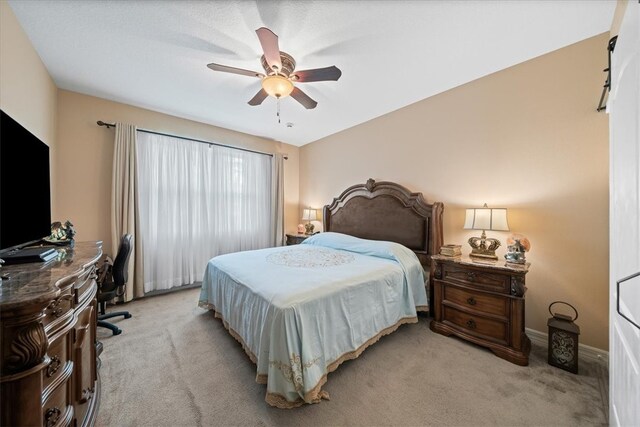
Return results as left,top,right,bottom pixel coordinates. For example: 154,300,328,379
112,234,133,287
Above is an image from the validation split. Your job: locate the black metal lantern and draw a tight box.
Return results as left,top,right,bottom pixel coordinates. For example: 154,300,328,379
547,301,580,374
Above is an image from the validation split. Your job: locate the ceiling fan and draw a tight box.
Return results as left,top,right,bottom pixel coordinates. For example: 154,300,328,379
206,27,342,110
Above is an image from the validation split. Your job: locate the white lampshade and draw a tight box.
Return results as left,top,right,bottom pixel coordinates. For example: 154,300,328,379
302,208,317,221
464,205,509,231
261,75,294,98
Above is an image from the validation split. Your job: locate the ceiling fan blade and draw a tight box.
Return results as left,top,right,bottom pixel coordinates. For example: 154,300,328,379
207,63,264,78
248,89,269,106
292,66,342,83
290,87,318,109
255,27,282,73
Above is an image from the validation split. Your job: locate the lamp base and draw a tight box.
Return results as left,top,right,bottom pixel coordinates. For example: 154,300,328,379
469,248,499,260
304,222,315,235
468,232,501,261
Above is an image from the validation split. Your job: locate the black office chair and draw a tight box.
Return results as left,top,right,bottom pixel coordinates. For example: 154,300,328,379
97,234,133,335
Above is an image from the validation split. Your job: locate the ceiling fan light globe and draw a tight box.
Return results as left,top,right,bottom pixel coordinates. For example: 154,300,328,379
261,75,294,98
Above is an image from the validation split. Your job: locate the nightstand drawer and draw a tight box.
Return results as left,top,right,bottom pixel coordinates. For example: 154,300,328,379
442,264,510,294
286,234,308,245
443,285,509,318
443,306,508,345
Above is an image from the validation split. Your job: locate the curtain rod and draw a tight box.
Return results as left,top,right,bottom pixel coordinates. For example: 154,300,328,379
96,120,288,160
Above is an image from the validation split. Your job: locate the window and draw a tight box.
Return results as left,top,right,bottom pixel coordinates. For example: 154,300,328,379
136,132,272,292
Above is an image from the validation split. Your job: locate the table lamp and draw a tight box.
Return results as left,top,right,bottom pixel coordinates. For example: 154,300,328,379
463,203,509,260
302,208,318,235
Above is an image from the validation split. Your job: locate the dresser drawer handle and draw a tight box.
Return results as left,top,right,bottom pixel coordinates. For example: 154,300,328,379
46,355,61,377
466,297,477,306
466,272,476,281
466,319,477,329
48,294,73,317
81,386,95,403
45,407,61,427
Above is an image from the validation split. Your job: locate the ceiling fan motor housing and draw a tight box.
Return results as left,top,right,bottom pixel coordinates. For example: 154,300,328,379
261,52,296,77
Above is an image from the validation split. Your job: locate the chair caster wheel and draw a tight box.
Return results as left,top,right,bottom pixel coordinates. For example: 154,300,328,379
124,313,132,319
113,329,122,336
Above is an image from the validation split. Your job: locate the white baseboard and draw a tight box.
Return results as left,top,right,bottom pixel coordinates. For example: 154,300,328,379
526,328,609,366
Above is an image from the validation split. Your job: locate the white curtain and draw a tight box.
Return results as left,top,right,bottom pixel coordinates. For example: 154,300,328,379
136,132,273,293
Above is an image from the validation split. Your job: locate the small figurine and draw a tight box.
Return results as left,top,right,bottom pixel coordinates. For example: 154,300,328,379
297,224,305,234
504,233,530,264
49,220,77,246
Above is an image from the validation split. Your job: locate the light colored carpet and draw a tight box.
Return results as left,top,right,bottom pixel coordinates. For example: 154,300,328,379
96,288,608,427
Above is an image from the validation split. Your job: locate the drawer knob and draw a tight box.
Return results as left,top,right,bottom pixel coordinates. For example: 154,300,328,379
466,319,477,329
45,407,61,427
466,297,477,306
46,355,61,377
466,272,476,281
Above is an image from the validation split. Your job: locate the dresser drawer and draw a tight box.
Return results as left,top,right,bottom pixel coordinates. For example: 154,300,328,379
443,306,508,345
442,264,510,294
43,280,75,332
443,285,509,318
43,331,72,393
74,265,97,305
42,377,73,427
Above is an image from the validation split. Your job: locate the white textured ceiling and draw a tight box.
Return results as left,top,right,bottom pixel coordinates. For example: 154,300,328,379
9,1,614,146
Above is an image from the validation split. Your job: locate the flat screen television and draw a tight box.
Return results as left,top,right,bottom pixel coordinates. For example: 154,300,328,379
0,110,52,253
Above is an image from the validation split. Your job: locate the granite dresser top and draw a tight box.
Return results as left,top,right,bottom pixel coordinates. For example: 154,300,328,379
0,241,102,310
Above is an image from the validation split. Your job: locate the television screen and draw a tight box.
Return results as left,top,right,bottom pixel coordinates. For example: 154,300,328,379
0,110,52,251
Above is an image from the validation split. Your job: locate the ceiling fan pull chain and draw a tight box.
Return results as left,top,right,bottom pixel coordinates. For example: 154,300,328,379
277,97,281,124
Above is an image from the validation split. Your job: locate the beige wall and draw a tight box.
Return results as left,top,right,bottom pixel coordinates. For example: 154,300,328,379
0,1,58,211
300,33,610,350
56,90,299,254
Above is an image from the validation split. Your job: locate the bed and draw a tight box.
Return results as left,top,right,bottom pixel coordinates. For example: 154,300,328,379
199,179,443,408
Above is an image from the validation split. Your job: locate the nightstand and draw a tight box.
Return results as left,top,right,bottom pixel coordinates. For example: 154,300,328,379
286,234,309,245
429,255,531,366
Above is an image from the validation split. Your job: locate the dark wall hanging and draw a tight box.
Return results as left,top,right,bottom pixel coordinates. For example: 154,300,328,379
596,36,618,112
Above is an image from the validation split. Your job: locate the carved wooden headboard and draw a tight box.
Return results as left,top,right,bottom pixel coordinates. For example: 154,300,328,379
323,178,444,267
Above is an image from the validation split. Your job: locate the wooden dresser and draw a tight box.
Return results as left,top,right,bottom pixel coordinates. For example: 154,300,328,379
0,242,102,427
429,255,531,366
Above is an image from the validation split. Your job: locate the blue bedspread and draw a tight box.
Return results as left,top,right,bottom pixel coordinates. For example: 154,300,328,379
199,232,427,407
